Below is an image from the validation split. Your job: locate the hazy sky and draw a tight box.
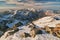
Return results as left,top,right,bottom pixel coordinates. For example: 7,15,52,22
0,0,5,1
0,0,60,10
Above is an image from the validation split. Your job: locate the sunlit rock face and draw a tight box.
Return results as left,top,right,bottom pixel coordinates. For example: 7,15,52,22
32,16,60,28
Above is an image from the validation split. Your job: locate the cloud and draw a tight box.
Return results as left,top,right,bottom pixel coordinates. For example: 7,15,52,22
0,0,5,1
34,2,60,6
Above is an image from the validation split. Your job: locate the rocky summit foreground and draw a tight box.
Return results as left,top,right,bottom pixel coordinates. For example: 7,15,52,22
0,9,60,40
0,16,60,40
